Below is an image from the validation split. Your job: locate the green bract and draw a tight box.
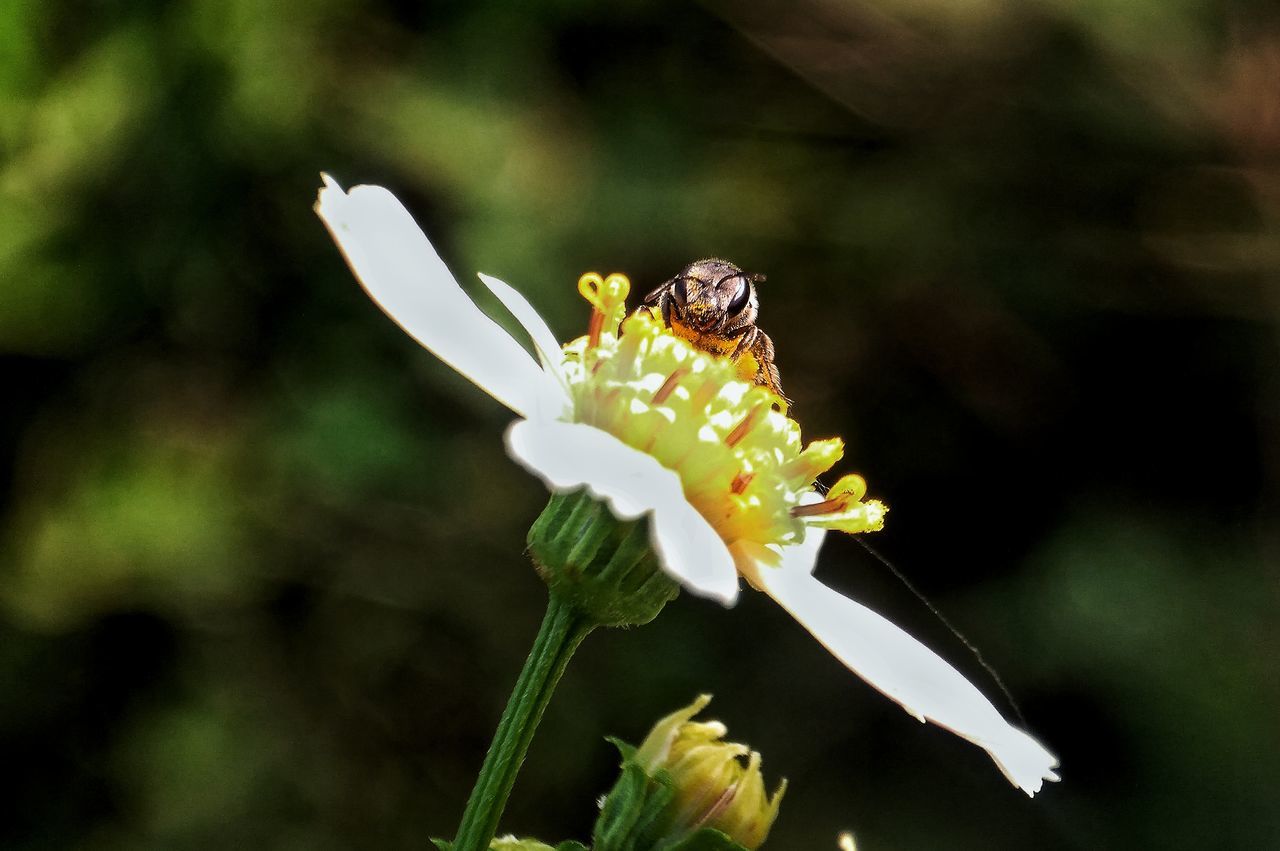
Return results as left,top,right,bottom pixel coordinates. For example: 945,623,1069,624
528,490,679,628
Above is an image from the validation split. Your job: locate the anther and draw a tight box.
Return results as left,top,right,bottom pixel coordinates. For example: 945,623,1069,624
653,368,689,404
731,472,755,494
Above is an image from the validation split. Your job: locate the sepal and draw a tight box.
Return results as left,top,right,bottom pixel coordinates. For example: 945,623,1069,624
528,489,680,627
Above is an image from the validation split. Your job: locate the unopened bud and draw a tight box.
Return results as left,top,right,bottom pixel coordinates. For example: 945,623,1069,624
488,837,557,851
598,695,785,850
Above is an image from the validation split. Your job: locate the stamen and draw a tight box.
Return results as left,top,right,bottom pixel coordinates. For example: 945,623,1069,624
731,472,755,494
725,404,765,448
790,497,849,517
693,785,739,830
577,271,631,350
587,311,604,349
653,367,690,404
690,380,719,414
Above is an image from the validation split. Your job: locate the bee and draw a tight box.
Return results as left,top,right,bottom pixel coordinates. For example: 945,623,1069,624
638,258,788,405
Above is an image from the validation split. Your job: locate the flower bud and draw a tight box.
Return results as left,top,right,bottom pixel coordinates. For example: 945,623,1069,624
489,837,556,851
596,695,786,850
639,695,786,849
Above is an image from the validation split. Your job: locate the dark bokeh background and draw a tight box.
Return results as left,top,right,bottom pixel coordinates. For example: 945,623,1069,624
3,1,1278,848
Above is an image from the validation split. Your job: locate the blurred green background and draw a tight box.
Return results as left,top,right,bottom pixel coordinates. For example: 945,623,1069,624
2,1,1277,848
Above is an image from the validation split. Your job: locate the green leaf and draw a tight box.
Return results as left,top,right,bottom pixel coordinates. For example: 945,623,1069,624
625,768,680,847
553,842,590,851
594,760,657,851
431,841,453,851
593,750,685,851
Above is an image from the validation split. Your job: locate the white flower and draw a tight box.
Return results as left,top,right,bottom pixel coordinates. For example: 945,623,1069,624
314,176,1060,796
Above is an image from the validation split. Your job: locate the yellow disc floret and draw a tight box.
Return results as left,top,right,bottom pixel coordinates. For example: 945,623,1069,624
561,272,886,571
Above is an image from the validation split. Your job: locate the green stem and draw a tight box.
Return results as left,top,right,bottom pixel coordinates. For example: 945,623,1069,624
452,594,594,851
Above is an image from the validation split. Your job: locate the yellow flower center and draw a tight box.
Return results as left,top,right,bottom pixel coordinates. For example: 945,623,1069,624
563,272,886,569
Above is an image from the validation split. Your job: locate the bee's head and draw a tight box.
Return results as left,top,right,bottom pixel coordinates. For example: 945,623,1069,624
667,258,762,334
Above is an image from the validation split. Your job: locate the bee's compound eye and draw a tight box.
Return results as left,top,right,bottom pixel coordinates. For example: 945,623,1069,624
674,278,688,304
728,277,751,315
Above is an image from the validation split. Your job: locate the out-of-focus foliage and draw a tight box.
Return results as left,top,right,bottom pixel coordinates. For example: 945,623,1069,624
1,1,1277,848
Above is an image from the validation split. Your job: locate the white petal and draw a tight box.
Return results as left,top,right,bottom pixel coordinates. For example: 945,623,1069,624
477,273,568,388
750,536,1060,795
505,419,739,605
315,176,568,419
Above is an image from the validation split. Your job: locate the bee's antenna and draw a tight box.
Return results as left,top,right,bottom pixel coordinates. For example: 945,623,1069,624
852,535,1028,727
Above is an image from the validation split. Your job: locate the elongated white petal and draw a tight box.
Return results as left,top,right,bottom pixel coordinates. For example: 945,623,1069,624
477,273,568,388
506,419,739,605
315,176,568,419
749,531,1060,795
